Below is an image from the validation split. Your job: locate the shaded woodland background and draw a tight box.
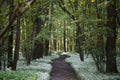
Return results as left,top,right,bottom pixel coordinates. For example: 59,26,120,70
0,0,120,74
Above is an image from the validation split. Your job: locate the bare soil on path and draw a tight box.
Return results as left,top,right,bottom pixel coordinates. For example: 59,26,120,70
50,55,79,80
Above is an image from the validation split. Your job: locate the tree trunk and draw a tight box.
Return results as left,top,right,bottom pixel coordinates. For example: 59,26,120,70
0,55,1,70
63,21,66,52
7,0,14,68
76,22,84,61
106,0,118,73
7,27,13,68
0,39,2,70
12,17,21,70
32,18,44,59
53,39,56,51
44,40,49,56
32,41,44,59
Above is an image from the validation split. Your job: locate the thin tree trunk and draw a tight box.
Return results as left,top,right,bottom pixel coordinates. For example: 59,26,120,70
53,39,56,51
63,21,66,52
44,40,49,56
0,55,1,70
0,43,2,70
12,17,21,70
0,39,2,70
76,22,84,61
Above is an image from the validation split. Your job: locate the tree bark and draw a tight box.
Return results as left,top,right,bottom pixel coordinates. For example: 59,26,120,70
0,55,1,70
0,39,2,70
7,26,13,68
76,22,84,61
63,21,66,52
53,39,57,51
12,17,21,70
106,0,118,73
7,0,14,68
44,40,49,56
32,18,44,59
32,41,44,59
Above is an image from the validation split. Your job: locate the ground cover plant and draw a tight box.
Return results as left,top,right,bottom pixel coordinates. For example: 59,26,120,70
0,53,59,80
66,53,120,80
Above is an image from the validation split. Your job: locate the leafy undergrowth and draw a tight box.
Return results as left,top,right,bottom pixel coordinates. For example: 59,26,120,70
65,53,120,80
0,70,37,80
0,53,59,80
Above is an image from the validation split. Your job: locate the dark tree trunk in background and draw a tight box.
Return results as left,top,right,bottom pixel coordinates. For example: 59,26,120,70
0,26,2,70
7,0,14,68
0,55,1,70
63,21,66,52
32,18,44,59
76,22,84,61
12,17,21,70
32,41,44,59
53,39,57,51
72,0,84,61
106,0,118,73
0,39,2,70
44,40,49,56
7,27,13,68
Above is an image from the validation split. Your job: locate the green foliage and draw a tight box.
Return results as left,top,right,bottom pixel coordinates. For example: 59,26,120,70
0,70,37,80
36,27,50,41
0,6,9,28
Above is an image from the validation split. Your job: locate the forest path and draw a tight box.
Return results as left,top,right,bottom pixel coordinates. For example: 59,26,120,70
50,55,79,80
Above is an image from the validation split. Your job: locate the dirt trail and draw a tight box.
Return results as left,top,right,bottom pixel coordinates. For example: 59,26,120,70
50,55,79,80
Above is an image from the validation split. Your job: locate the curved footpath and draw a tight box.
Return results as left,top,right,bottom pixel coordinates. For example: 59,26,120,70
50,55,79,80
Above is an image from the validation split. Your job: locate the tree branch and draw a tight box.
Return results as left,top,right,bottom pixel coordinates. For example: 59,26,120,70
57,0,75,20
68,0,75,13
18,0,36,16
0,0,36,39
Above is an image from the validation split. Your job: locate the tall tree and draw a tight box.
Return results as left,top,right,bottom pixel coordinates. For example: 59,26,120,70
106,0,118,73
12,16,21,70
0,38,2,70
7,0,14,68
90,0,105,72
63,20,66,52
32,18,44,59
57,0,84,61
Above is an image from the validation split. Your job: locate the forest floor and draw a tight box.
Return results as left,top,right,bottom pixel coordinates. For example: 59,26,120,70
50,55,79,80
65,53,120,80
